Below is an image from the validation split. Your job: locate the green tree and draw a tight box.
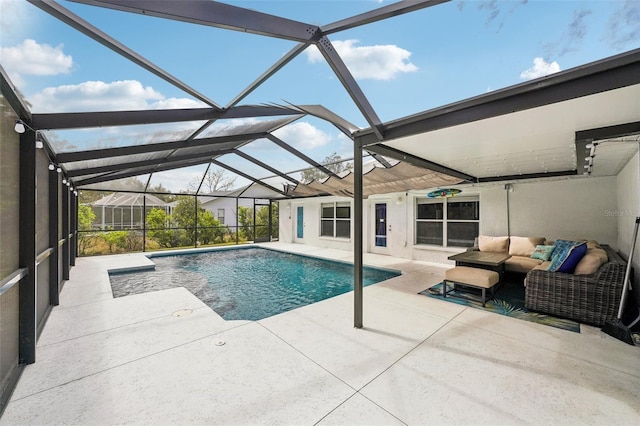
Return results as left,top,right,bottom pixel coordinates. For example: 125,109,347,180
101,230,128,254
148,183,177,203
270,203,279,240
78,204,96,230
170,197,232,246
170,197,198,246
77,204,97,256
197,210,226,245
146,208,175,247
255,206,267,237
237,206,253,240
300,152,353,183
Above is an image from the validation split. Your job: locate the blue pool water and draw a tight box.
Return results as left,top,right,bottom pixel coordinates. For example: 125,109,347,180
109,247,400,320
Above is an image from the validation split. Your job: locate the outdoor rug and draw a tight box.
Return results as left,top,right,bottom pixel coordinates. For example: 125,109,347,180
420,280,581,333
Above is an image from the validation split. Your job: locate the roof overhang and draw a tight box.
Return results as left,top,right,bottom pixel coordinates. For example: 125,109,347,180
354,48,640,182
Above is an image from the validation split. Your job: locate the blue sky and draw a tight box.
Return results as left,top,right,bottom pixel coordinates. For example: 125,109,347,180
1,0,639,192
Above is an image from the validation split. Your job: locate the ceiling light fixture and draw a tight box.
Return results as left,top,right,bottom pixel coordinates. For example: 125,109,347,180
48,163,55,171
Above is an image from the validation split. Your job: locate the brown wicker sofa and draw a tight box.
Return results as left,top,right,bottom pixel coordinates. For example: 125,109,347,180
524,244,626,326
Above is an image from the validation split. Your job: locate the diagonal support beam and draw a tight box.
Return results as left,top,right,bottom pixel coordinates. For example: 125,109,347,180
227,42,310,108
56,132,264,163
66,149,234,177
70,0,321,43
233,150,300,185
74,156,217,186
367,152,393,168
366,144,476,182
28,0,221,109
323,0,449,35
1,65,31,121
316,36,384,140
266,134,340,178
210,159,287,196
32,105,301,130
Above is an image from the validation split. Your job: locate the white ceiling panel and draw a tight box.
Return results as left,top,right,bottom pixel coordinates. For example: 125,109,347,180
383,84,640,179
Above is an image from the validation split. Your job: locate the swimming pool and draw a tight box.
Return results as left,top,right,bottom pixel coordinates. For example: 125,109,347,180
109,247,400,321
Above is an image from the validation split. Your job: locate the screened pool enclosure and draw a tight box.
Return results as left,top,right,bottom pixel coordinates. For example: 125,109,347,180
2,1,639,415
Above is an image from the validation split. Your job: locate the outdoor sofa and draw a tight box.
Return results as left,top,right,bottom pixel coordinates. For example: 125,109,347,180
471,236,627,326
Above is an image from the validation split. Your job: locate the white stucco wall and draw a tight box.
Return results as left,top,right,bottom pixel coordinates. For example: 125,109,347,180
279,196,361,252
616,149,640,304
278,174,623,265
480,176,619,246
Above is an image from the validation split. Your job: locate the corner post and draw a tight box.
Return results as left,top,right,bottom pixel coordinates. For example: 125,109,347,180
354,138,363,328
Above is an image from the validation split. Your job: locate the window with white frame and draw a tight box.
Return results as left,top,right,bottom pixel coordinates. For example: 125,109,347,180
320,201,351,238
415,196,479,247
217,208,225,224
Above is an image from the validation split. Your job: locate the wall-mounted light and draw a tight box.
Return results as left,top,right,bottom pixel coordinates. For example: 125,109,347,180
14,120,26,134
35,130,45,148
582,142,597,175
14,119,47,148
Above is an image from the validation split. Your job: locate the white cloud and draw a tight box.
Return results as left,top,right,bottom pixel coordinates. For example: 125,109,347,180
306,39,417,80
28,80,205,112
519,57,561,80
1,39,73,86
273,122,332,150
0,1,33,44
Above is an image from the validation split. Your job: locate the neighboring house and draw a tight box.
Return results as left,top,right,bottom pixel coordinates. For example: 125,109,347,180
90,192,171,230
199,194,256,229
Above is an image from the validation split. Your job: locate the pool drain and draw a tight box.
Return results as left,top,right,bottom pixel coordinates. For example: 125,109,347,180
172,309,193,317
215,340,226,346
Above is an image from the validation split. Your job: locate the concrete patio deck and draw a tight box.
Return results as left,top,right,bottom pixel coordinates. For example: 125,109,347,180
1,242,639,425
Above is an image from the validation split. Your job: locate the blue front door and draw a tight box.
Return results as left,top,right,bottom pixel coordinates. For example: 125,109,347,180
296,206,304,239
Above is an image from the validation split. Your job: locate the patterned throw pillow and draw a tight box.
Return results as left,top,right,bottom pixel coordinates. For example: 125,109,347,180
547,240,588,273
531,245,555,261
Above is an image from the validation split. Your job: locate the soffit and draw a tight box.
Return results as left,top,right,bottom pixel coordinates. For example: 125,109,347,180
381,84,640,180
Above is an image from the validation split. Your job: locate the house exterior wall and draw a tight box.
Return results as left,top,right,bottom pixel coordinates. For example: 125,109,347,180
616,149,640,306
201,197,254,229
279,175,620,266
279,196,363,252
479,176,619,247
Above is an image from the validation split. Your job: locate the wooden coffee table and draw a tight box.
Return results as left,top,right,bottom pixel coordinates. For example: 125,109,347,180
448,251,511,280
